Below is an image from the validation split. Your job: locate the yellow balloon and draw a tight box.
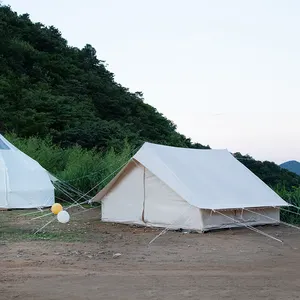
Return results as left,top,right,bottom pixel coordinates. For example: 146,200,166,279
51,203,63,215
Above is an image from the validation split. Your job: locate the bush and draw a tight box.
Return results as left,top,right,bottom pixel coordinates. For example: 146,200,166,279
275,186,300,223
5,134,300,224
5,133,135,201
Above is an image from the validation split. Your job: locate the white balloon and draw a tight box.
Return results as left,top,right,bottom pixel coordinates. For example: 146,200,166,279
57,210,70,223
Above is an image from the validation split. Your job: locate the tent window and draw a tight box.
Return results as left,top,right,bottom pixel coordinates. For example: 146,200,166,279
0,138,10,150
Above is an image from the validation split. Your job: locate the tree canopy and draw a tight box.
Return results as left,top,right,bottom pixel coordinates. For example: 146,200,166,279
0,4,208,151
233,153,300,190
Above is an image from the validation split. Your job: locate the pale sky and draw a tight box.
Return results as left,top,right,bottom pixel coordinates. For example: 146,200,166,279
4,0,300,164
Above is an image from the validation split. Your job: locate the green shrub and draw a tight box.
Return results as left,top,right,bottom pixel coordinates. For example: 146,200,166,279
275,186,300,223
5,134,300,224
5,133,136,202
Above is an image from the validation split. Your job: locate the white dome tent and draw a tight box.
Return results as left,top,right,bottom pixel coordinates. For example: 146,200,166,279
0,134,55,209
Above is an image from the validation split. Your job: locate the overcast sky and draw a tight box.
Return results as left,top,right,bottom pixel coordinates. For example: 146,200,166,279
4,0,300,164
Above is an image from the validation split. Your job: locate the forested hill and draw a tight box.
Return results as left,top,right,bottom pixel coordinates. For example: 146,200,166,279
1,4,300,190
0,5,208,151
233,153,300,190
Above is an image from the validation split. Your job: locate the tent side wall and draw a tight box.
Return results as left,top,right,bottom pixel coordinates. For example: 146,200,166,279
3,152,54,209
143,169,202,230
7,189,54,209
101,161,145,225
0,151,55,209
0,163,8,207
200,207,280,231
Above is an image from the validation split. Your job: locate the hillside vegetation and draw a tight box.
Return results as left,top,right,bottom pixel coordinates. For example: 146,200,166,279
233,153,300,190
0,4,208,151
6,133,132,194
5,134,300,224
1,4,300,206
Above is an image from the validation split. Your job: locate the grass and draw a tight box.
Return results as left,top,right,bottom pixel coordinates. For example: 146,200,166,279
5,133,137,201
0,206,101,242
2,134,300,226
276,186,300,223
0,229,83,242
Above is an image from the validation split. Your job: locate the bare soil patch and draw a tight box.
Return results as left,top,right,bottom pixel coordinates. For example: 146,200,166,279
1,206,300,299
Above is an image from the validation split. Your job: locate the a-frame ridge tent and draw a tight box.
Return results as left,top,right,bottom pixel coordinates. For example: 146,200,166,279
0,134,55,209
92,142,289,232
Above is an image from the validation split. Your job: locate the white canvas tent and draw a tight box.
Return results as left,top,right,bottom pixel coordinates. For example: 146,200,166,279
93,142,289,232
0,134,55,209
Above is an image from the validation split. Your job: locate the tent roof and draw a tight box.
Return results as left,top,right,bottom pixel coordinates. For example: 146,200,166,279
0,134,49,170
94,142,289,210
0,134,17,150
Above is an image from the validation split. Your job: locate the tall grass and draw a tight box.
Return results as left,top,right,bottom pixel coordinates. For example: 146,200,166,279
5,133,136,200
275,186,300,223
4,134,300,223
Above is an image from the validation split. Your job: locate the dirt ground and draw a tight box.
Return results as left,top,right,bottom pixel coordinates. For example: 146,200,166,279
1,206,300,300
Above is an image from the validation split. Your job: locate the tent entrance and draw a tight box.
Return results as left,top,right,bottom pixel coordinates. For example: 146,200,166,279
142,167,202,229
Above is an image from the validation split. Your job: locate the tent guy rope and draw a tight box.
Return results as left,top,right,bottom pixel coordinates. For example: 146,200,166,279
148,207,198,245
33,160,130,234
280,207,300,217
213,210,283,243
244,208,300,232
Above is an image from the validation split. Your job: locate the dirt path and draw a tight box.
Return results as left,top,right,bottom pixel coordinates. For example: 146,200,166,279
1,208,300,299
